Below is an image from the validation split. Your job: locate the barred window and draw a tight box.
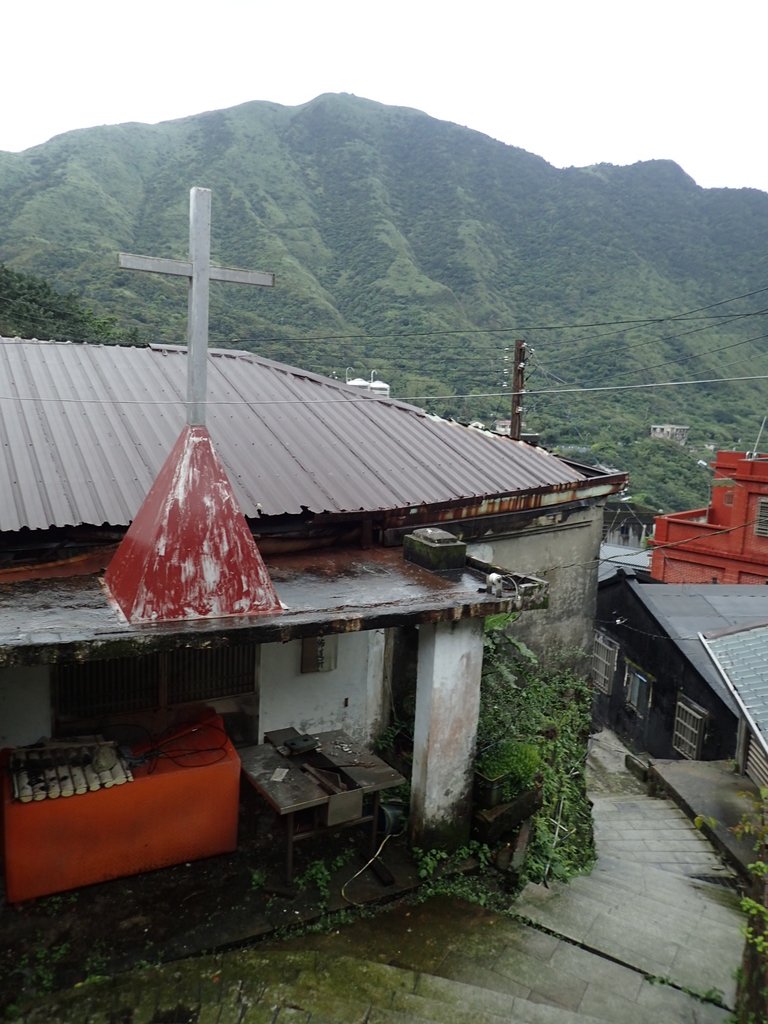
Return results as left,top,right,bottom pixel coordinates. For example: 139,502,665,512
756,497,768,538
591,631,618,694
672,695,707,759
55,644,258,722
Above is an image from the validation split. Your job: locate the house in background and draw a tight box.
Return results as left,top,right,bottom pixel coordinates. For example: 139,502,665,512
651,450,768,583
0,337,625,856
702,622,768,788
592,572,768,762
650,424,689,446
598,544,651,586
602,501,655,549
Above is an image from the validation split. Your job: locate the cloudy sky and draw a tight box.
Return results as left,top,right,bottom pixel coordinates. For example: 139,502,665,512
5,1,766,192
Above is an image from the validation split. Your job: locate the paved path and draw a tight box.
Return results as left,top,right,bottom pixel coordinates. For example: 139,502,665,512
514,729,744,1017
16,730,746,1023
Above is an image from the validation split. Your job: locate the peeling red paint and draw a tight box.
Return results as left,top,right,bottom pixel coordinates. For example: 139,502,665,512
104,426,281,623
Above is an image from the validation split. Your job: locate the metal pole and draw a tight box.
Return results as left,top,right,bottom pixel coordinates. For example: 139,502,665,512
187,187,212,426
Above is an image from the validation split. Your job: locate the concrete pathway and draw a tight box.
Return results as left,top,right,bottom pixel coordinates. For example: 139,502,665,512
15,730,747,1023
514,729,744,1016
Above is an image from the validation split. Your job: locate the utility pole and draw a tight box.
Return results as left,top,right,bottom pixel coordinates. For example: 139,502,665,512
510,338,526,440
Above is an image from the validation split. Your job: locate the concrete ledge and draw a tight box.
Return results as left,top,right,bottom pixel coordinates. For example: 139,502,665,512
647,759,759,883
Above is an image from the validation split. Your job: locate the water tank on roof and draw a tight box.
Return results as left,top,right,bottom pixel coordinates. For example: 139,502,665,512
369,378,391,398
345,369,391,398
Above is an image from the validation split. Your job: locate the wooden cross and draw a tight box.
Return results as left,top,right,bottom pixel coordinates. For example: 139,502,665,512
118,187,275,426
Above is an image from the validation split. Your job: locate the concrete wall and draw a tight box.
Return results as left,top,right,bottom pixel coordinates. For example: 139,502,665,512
0,666,52,747
259,629,390,744
468,504,602,663
410,619,484,848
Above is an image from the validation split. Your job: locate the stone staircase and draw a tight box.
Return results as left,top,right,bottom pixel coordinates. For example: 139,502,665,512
19,732,746,1023
23,880,742,1023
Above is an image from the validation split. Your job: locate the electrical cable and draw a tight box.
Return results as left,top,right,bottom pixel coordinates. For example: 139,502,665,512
4,276,768,348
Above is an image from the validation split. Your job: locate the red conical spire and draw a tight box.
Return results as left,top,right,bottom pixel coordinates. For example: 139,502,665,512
104,425,281,623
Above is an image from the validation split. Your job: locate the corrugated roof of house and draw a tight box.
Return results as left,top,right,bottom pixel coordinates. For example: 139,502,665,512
702,623,768,758
598,543,651,583
0,338,613,532
627,581,768,715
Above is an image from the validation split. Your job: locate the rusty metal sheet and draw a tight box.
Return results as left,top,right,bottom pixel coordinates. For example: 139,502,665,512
0,547,548,667
0,339,622,533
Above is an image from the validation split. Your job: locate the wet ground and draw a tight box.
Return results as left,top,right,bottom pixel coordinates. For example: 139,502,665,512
0,798,421,1018
2,731,760,1020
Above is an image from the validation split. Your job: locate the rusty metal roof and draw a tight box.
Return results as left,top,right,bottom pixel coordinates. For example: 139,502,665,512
0,338,607,532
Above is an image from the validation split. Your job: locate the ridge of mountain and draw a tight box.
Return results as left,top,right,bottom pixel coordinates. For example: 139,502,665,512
1,93,767,510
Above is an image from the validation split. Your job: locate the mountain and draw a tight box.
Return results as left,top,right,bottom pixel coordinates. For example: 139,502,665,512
1,93,767,509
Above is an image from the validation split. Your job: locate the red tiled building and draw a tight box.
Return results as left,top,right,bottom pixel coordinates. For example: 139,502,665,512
651,451,768,583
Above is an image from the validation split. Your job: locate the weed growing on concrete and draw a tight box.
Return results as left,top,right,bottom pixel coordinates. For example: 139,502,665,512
732,786,768,1023
477,623,595,884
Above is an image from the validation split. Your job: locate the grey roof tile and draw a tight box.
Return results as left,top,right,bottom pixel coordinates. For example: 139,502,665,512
704,624,768,751
627,581,768,714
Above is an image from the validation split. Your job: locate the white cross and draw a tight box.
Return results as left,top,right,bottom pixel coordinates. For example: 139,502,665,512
118,187,275,426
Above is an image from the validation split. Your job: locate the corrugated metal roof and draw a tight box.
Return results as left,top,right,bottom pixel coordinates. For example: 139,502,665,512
627,581,768,714
703,624,768,757
598,544,651,583
0,338,600,532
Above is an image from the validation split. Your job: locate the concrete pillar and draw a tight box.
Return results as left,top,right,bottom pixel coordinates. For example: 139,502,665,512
409,618,484,849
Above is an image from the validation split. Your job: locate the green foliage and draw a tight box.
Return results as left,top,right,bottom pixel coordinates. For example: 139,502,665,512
732,786,768,1022
295,850,355,905
475,741,541,796
249,867,266,891
0,263,135,344
477,622,595,884
3,95,768,507
412,846,449,879
412,841,495,906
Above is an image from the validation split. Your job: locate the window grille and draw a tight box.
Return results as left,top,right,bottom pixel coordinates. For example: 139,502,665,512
167,645,256,704
591,632,618,694
756,497,768,538
56,656,160,717
56,644,257,721
672,696,707,759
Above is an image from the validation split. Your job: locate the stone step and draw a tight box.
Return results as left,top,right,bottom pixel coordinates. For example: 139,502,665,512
290,953,623,1024
514,880,738,1006
564,868,742,944
589,855,742,922
263,903,733,1024
18,914,733,1024
590,795,736,878
443,915,731,1022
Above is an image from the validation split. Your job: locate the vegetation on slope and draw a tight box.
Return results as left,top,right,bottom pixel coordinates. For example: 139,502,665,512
2,93,768,508
0,264,133,344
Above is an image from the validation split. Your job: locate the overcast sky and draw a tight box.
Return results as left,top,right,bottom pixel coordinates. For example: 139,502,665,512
5,1,766,192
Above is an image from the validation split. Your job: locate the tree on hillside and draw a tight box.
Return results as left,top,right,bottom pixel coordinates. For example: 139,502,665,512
0,264,137,345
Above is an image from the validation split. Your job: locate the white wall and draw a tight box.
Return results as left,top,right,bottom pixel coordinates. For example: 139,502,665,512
0,665,52,747
259,629,389,744
468,504,603,661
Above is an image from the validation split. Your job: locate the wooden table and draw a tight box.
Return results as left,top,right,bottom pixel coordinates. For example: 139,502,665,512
239,729,405,881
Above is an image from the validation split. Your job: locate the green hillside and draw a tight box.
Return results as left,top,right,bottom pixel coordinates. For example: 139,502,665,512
1,92,767,510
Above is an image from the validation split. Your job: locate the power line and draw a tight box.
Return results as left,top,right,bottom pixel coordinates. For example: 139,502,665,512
508,373,768,401
2,371,768,411
4,280,768,349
